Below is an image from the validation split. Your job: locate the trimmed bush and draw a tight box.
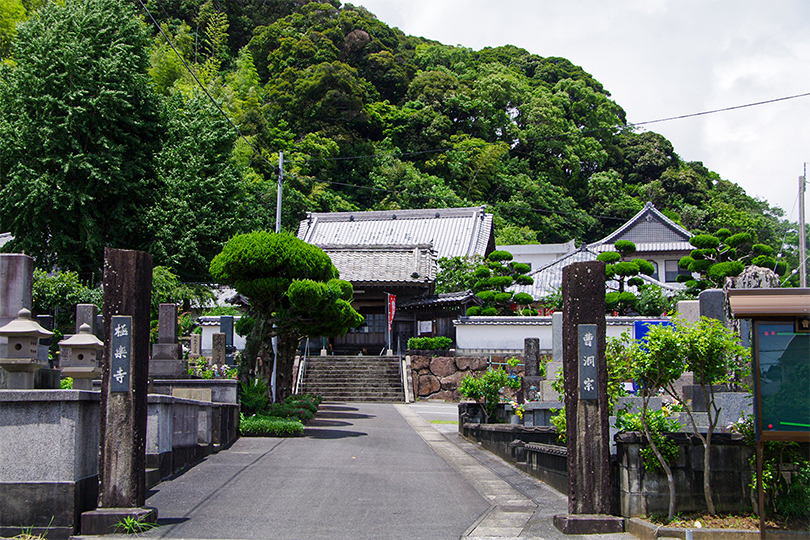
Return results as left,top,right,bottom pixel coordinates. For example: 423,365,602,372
240,414,304,437
407,336,453,351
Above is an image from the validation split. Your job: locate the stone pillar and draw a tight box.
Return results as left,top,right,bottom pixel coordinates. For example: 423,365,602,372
150,304,185,379
82,248,156,534
554,261,621,534
0,254,33,359
212,333,226,365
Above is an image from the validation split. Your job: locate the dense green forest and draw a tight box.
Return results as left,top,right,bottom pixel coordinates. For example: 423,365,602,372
0,0,803,286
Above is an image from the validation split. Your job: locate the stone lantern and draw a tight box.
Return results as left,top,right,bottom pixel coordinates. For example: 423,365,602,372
59,323,104,390
0,308,53,389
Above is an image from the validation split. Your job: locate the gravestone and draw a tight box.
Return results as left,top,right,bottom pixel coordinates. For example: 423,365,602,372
212,333,226,365
0,254,33,360
554,261,623,535
149,304,185,378
37,314,54,367
220,315,236,365
81,248,156,534
699,289,726,326
76,304,98,334
522,338,542,402
189,334,201,361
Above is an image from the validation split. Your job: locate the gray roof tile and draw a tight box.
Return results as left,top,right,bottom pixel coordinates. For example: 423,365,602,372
297,206,494,258
321,244,437,285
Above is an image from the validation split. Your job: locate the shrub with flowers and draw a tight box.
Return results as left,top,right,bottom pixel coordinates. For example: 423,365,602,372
509,401,525,420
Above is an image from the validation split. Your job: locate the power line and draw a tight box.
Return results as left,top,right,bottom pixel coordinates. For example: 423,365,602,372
136,0,278,174
630,92,810,127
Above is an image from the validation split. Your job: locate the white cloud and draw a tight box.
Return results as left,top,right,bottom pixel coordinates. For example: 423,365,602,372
357,0,810,218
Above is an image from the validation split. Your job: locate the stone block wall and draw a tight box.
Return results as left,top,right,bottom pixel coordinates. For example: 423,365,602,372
616,431,755,517
409,354,527,401
0,390,101,539
459,404,766,519
1,390,239,538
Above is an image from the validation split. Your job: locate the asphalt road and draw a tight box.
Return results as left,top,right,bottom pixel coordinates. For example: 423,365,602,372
87,402,636,540
134,403,489,540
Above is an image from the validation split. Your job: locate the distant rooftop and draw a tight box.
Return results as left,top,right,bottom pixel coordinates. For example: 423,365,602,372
588,202,692,252
320,244,437,286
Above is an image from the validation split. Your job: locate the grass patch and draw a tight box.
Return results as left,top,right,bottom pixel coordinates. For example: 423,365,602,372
430,419,458,425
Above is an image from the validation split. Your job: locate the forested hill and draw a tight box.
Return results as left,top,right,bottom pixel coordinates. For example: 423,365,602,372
0,0,795,283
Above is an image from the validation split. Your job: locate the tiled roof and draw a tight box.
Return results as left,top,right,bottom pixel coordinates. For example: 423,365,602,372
509,246,682,301
399,289,483,309
511,247,600,300
321,244,437,285
589,202,692,249
297,206,494,258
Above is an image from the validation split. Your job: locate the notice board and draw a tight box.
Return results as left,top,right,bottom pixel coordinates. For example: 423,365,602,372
753,319,810,441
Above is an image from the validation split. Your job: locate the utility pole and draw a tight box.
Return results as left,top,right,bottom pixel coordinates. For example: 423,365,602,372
276,151,283,233
800,166,807,287
271,150,284,403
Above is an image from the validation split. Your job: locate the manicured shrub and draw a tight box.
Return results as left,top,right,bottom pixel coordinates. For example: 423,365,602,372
239,414,304,437
407,336,453,351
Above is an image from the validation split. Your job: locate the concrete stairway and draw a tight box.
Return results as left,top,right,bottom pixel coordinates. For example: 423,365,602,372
300,355,404,402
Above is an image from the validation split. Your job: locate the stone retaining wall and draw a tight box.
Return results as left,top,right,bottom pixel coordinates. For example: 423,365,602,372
409,354,528,401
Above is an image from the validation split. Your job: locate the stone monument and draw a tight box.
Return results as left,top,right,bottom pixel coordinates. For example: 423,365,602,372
81,248,156,534
554,260,623,534
212,332,226,366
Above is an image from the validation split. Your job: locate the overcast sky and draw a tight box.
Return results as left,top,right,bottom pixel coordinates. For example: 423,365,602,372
357,0,810,221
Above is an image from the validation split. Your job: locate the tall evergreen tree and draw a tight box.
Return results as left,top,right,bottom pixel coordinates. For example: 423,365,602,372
0,0,163,276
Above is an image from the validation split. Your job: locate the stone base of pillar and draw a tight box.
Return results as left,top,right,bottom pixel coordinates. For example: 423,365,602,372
80,506,157,535
553,514,624,535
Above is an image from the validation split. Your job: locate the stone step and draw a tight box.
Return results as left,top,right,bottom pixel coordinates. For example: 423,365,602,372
302,356,403,402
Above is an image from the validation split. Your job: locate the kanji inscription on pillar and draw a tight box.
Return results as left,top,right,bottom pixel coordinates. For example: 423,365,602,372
578,324,598,400
110,315,131,393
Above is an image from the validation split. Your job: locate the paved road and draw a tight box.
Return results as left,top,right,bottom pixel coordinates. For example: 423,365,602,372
90,402,636,540
135,403,488,540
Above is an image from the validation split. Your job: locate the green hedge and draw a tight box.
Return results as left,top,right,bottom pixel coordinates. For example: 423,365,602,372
407,336,453,350
240,414,304,437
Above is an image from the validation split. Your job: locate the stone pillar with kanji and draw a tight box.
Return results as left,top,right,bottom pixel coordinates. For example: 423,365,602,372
553,260,623,535
81,248,156,534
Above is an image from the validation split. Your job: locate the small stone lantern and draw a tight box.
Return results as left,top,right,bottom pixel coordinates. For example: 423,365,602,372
59,323,104,390
0,308,53,389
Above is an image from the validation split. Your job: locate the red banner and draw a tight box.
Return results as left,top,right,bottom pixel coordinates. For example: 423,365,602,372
387,293,396,332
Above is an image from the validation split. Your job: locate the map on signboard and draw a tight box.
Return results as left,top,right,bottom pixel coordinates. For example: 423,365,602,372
756,320,810,439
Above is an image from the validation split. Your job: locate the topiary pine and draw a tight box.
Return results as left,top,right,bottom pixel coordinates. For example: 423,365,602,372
466,250,535,316
676,229,783,294
596,240,654,315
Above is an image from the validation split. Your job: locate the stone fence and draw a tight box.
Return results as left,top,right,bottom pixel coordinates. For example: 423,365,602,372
0,388,239,539
459,403,767,518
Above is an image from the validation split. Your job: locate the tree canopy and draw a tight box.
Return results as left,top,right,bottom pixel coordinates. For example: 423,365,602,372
209,231,362,400
0,0,802,286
